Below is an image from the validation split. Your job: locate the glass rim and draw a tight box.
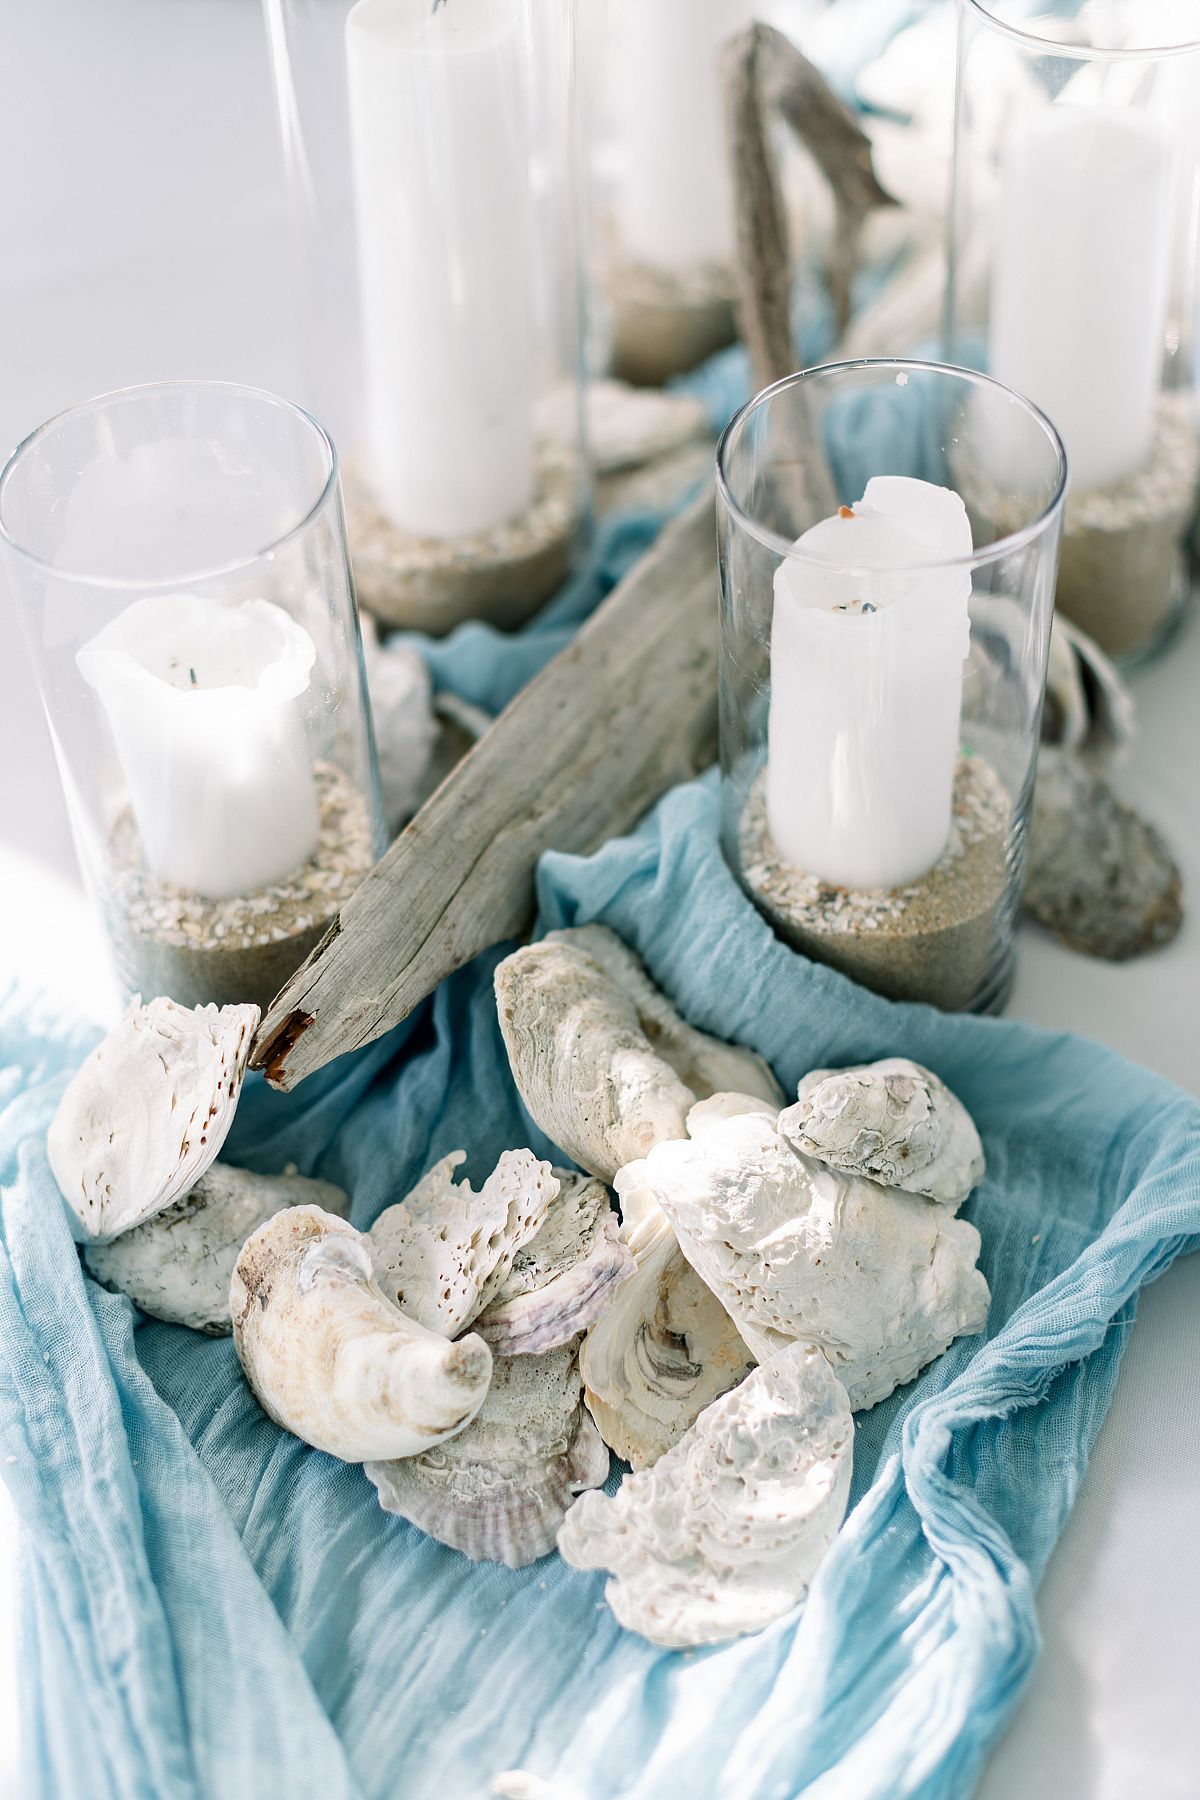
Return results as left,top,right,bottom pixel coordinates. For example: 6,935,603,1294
0,378,340,593
961,0,1200,60
715,357,1068,575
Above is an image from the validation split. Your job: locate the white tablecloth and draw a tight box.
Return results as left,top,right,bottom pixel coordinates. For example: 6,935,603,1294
0,4,1197,1795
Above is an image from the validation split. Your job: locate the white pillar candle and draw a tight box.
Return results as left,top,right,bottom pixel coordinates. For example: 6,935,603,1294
766,477,972,893
345,0,538,541
988,105,1174,494
613,0,756,271
78,596,321,900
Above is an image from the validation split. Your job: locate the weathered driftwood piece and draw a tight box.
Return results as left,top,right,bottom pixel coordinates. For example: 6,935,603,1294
250,495,719,1088
724,22,895,394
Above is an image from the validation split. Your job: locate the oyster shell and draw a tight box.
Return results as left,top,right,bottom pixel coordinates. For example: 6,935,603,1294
558,1341,853,1648
366,1341,609,1568
779,1058,984,1209
495,925,781,1183
368,1149,557,1337
230,1205,492,1462
85,1163,350,1335
473,1171,636,1357
579,1206,754,1471
359,616,438,833
621,1107,989,1411
1042,613,1134,767
48,995,259,1243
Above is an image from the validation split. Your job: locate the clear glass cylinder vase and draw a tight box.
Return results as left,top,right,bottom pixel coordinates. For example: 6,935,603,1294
717,359,1066,1014
263,0,589,636
945,0,1200,661
0,379,385,1017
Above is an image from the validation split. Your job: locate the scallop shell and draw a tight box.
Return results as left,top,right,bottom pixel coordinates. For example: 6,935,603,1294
621,1107,989,1412
779,1058,984,1208
368,1149,558,1337
558,1341,853,1648
230,1205,492,1462
47,995,259,1243
366,1341,609,1568
85,1163,350,1335
578,1205,754,1471
495,925,781,1184
472,1172,636,1357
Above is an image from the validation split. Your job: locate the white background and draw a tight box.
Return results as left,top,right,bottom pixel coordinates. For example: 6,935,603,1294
0,3,1198,1796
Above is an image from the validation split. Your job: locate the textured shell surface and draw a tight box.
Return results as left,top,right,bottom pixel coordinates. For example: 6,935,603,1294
779,1058,984,1208
473,1171,636,1356
579,1205,754,1471
366,1340,609,1568
369,1149,557,1337
624,1110,990,1412
359,616,438,831
1043,613,1134,766
85,1163,350,1334
558,1341,853,1648
494,925,780,1184
230,1205,492,1462
47,995,260,1243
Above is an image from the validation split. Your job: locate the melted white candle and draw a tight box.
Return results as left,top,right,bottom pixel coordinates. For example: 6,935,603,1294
346,0,538,540
78,596,320,900
766,477,972,893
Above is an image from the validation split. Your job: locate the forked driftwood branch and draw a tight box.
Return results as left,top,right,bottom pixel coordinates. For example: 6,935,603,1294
251,494,719,1088
724,22,896,395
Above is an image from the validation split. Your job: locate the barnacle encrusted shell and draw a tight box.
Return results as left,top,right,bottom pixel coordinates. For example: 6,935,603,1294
579,1206,754,1470
47,995,259,1243
368,1150,557,1337
84,1164,350,1335
366,1341,609,1567
558,1341,853,1648
779,1058,984,1209
621,1108,989,1411
230,1205,492,1462
473,1172,636,1356
494,925,781,1183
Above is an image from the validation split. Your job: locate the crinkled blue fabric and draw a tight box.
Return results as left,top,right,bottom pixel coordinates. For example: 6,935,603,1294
3,771,1199,1800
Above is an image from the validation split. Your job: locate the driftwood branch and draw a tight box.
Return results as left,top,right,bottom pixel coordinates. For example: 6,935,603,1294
251,494,720,1089
724,21,896,391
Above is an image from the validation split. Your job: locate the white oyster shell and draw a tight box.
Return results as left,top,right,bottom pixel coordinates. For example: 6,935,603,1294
85,1163,350,1335
779,1058,984,1208
230,1205,492,1462
495,925,781,1183
368,1149,557,1337
359,616,438,832
621,1109,989,1412
48,995,259,1243
579,1206,753,1471
366,1341,609,1568
1043,613,1134,767
558,1341,853,1648
473,1171,636,1357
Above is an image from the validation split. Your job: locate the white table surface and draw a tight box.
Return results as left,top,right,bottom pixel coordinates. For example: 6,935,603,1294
1,4,1198,1796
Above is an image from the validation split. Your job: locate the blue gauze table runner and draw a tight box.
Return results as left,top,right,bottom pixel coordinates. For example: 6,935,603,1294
2,767,1199,1800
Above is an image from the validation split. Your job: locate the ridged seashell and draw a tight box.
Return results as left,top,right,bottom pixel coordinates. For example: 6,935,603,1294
84,1164,350,1335
1042,613,1134,767
579,1206,754,1471
779,1058,984,1209
558,1341,853,1648
368,1149,558,1338
473,1171,636,1357
620,1107,989,1412
367,1341,609,1568
48,995,259,1243
230,1205,492,1462
495,925,781,1183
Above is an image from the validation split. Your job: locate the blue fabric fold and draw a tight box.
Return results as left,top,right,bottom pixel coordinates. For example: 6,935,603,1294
3,774,1199,1800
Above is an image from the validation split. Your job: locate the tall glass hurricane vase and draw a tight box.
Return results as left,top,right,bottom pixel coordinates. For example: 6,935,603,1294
945,0,1200,660
263,0,589,636
718,359,1066,1014
0,380,385,1016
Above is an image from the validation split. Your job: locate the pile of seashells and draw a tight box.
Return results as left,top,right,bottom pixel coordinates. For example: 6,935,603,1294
48,926,990,1650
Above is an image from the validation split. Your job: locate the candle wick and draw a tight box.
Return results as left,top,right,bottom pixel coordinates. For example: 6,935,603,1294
188,668,198,687
861,602,877,615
